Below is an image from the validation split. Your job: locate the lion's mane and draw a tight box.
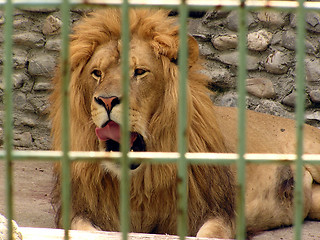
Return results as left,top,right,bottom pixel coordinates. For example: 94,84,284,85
50,9,235,236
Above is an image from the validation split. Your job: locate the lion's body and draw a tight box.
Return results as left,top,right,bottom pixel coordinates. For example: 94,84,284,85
50,9,320,238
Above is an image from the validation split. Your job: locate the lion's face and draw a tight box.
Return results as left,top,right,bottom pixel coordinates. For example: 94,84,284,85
85,37,166,175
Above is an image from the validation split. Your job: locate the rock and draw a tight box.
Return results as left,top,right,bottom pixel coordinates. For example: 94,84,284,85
253,99,294,118
211,34,238,50
202,10,230,24
246,78,276,99
17,8,57,13
271,31,282,45
310,90,320,103
264,51,290,74
13,72,28,89
28,96,50,113
0,214,23,240
226,10,256,31
33,82,52,91
13,49,28,69
282,30,317,54
247,29,272,51
257,11,287,27
305,39,318,54
13,32,45,48
214,92,238,107
216,52,260,70
198,42,215,57
42,15,62,35
20,116,36,127
305,12,320,33
282,29,295,50
282,92,296,107
291,12,320,33
28,54,56,77
281,91,310,108
13,92,27,110
204,64,234,89
14,132,33,148
305,111,320,122
13,17,30,29
45,38,62,51
305,58,320,86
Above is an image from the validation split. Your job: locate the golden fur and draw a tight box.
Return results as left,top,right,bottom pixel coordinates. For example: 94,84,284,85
50,9,320,238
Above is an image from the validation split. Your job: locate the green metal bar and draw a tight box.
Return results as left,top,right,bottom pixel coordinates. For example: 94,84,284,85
177,2,189,239
4,0,14,239
120,2,130,240
60,0,71,239
294,0,306,239
236,1,248,239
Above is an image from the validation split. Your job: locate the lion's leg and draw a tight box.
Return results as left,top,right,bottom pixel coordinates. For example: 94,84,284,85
196,217,234,239
71,217,101,231
308,184,320,220
305,164,320,183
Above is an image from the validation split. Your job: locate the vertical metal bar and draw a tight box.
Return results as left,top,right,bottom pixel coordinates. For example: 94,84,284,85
294,0,306,239
120,2,130,240
4,0,14,239
60,0,71,239
177,1,188,239
236,1,247,239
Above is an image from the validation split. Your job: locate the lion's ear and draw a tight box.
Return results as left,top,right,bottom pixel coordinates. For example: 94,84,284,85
169,35,199,66
188,35,199,64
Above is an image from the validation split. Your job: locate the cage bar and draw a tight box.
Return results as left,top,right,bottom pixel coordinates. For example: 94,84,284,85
235,0,247,239
60,0,71,239
177,1,189,239
3,0,14,239
120,1,131,240
294,0,307,239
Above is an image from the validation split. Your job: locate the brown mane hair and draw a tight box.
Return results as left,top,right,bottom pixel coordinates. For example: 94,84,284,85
50,9,234,236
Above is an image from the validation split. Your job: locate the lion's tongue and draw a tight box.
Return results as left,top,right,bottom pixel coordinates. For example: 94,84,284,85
95,121,137,147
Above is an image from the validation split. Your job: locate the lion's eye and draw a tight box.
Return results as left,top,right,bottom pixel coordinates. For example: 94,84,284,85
134,68,148,77
91,69,102,81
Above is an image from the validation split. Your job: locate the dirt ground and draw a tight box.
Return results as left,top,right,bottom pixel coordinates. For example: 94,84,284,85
0,161,319,239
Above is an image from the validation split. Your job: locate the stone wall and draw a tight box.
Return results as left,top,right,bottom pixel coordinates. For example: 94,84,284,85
0,8,319,150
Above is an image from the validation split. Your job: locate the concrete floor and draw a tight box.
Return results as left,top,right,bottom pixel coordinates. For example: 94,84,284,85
0,161,319,239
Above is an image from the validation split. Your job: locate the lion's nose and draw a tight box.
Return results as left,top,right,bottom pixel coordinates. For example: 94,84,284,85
95,96,120,114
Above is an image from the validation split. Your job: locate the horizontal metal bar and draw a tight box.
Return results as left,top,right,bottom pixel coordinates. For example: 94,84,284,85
1,150,319,164
1,0,320,9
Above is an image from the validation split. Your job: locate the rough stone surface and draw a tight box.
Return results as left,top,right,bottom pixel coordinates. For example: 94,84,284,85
45,38,62,51
291,12,320,33
247,29,272,51
42,15,62,35
264,51,291,74
0,8,320,150
13,32,45,48
305,58,320,86
257,11,287,28
211,34,238,50
246,78,276,99
226,10,256,31
310,90,320,103
215,52,260,70
28,54,56,77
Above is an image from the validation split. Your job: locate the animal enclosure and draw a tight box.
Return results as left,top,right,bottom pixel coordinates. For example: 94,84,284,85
1,0,320,240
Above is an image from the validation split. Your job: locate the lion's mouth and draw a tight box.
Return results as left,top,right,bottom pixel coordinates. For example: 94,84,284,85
95,121,146,170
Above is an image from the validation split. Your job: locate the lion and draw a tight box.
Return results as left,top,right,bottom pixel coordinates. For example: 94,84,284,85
50,9,320,239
